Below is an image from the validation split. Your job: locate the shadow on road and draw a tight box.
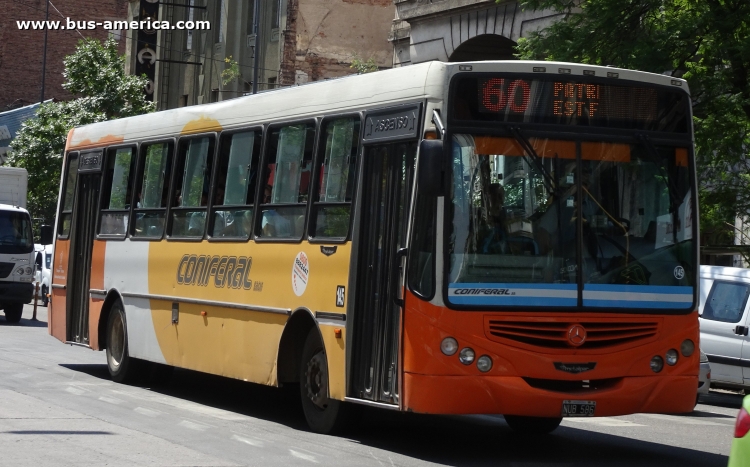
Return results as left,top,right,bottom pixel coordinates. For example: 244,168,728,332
59,362,729,466
0,316,48,328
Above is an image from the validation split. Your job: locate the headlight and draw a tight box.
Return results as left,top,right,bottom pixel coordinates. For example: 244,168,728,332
650,355,664,373
459,348,475,365
680,339,695,357
665,349,679,366
476,355,493,372
440,337,458,356
15,267,24,275
700,349,709,363
25,267,32,275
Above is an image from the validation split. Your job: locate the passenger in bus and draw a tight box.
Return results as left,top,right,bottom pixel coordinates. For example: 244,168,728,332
261,185,291,237
480,183,509,254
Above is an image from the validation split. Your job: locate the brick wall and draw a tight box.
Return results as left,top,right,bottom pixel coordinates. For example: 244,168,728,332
0,0,129,111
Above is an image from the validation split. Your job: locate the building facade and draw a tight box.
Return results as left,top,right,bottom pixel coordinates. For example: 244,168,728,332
389,0,561,66
0,0,128,111
125,0,394,110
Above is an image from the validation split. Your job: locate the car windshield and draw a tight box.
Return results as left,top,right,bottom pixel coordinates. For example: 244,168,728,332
447,133,695,310
0,211,34,254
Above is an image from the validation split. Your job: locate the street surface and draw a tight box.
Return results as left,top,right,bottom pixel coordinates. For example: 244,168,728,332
0,303,736,466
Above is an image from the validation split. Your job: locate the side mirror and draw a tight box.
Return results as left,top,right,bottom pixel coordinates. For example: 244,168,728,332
40,225,53,246
417,139,444,197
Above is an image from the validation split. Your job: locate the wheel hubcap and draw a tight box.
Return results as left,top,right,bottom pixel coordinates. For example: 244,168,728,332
305,350,328,410
109,313,124,369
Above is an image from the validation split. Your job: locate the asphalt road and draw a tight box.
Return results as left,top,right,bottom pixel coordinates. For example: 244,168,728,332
0,303,737,466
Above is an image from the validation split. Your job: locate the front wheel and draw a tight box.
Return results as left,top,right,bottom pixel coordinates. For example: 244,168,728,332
3,303,23,323
299,329,351,434
106,302,140,383
504,415,562,434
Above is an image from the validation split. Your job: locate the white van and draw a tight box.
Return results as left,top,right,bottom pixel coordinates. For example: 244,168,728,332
33,244,52,307
698,265,750,389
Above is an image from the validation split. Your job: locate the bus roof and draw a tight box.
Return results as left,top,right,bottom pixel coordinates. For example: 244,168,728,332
65,60,689,152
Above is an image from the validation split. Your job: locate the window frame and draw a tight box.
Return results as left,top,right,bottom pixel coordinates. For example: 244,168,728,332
166,132,218,242
96,144,138,241
254,118,318,243
57,151,80,239
129,137,176,242
307,113,363,244
207,125,265,243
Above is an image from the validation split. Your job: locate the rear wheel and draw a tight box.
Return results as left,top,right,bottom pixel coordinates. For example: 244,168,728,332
504,415,562,434
299,328,351,434
106,302,140,383
3,303,23,323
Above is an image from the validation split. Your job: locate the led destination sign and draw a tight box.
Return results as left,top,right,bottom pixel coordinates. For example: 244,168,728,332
452,75,688,133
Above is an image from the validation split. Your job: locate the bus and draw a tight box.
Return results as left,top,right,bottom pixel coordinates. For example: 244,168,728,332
50,60,699,434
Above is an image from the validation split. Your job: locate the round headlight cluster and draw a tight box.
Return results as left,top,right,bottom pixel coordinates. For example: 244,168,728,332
440,337,458,356
650,355,664,373
441,337,492,371
680,339,695,357
16,267,32,275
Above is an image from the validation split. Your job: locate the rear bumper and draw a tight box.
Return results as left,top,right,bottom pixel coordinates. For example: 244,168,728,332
0,282,34,304
404,372,697,416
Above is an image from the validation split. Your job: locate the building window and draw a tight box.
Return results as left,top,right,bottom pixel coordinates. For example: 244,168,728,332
267,77,276,89
247,0,256,35
186,0,195,50
272,0,280,29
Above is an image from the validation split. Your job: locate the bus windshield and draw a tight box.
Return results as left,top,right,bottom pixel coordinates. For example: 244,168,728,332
447,134,695,310
0,211,34,254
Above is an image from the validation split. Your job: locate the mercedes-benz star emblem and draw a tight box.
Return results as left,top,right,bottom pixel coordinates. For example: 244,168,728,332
567,324,587,347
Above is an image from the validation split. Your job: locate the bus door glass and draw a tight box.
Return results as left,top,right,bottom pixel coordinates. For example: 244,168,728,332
67,149,104,344
351,141,416,404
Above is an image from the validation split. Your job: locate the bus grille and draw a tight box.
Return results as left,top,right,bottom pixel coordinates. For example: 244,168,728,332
0,262,14,278
485,318,659,350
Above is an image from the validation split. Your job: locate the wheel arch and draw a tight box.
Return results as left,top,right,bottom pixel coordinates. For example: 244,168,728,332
97,289,124,351
277,307,321,385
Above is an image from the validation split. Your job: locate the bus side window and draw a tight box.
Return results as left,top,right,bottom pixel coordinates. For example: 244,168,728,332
309,117,359,240
168,135,216,238
99,147,136,237
210,129,261,239
58,152,79,237
257,122,316,240
132,141,174,239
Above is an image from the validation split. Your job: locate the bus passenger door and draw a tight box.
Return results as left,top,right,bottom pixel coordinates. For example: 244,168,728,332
66,152,102,345
351,142,416,404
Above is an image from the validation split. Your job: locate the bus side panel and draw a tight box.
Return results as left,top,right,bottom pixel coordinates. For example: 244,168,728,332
49,239,70,342
87,239,106,350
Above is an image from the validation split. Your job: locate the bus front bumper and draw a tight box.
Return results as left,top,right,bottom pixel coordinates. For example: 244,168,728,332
403,372,697,417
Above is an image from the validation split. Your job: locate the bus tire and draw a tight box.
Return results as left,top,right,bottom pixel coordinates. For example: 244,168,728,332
106,301,139,384
299,328,349,434
3,303,23,323
504,415,562,434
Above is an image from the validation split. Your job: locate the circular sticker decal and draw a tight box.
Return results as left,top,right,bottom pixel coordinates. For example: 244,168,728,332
674,265,685,280
292,252,310,296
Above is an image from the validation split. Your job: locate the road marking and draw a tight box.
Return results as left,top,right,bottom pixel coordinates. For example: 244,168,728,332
134,407,162,417
289,449,318,463
232,434,264,447
564,417,644,427
65,386,86,396
640,413,727,426
179,419,212,431
98,396,123,405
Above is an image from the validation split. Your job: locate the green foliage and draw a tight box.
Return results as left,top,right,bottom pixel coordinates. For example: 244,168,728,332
516,0,750,247
8,38,154,223
350,56,379,74
221,56,241,86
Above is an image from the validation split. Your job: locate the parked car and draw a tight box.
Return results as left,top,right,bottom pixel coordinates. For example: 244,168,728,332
697,349,710,404
33,244,52,307
698,265,750,390
728,394,750,466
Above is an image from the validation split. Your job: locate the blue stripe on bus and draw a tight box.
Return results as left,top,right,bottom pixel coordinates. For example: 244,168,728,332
448,283,577,290
582,299,693,309
448,296,578,307
583,284,694,295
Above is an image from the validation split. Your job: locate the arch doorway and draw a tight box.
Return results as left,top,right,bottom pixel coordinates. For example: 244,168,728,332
449,34,517,62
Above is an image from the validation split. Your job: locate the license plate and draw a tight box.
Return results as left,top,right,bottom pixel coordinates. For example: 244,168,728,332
562,400,596,417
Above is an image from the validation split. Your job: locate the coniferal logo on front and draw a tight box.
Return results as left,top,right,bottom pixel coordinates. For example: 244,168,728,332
452,288,516,295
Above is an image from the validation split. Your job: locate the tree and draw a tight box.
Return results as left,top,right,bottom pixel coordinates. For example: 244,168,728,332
515,0,750,249
8,38,154,223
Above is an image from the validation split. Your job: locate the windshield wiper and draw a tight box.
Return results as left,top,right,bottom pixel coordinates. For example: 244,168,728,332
508,127,558,197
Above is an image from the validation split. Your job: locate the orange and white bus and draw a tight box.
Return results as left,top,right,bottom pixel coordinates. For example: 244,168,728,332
50,60,699,434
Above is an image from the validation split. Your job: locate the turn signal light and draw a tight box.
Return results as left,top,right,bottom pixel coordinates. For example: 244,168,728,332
735,407,750,438
441,337,458,356
680,339,695,357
